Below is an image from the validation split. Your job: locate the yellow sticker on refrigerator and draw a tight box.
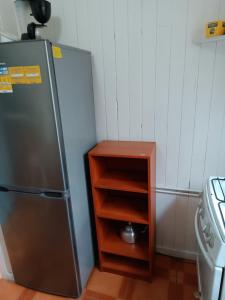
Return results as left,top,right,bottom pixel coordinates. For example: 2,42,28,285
0,73,13,93
52,46,63,59
9,66,26,84
24,65,42,84
0,75,12,84
8,65,42,85
0,84,13,93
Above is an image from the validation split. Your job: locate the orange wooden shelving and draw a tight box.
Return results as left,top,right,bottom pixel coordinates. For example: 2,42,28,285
95,170,148,193
88,141,156,281
96,191,149,224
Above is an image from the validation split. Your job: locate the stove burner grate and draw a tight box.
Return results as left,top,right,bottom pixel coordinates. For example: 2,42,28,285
212,178,225,202
212,178,225,229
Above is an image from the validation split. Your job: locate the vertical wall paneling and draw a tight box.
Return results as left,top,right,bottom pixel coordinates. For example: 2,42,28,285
159,194,176,249
0,0,20,39
217,116,225,177
61,0,78,47
114,0,130,140
155,193,165,247
190,0,220,190
75,0,90,50
100,0,118,140
189,42,217,190
142,0,157,141
165,0,188,188
177,0,205,189
87,0,107,140
219,0,225,18
128,0,142,140
203,42,225,181
51,0,78,46
47,0,68,45
156,193,199,259
155,26,172,186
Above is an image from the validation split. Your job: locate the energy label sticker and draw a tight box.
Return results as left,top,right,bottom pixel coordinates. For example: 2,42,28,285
8,65,42,85
0,84,13,93
9,66,26,84
24,65,42,84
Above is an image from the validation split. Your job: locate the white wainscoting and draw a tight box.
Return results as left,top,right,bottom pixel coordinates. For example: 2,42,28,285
12,0,225,260
156,191,200,260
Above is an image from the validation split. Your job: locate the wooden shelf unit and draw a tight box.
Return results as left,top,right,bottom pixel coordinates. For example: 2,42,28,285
88,141,156,281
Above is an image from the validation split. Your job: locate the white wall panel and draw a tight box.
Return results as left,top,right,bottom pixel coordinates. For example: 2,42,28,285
203,42,225,182
156,192,199,259
114,0,130,140
189,43,217,190
155,26,171,186
142,0,157,141
100,0,118,140
74,0,90,50
127,0,142,140
87,0,107,140
190,0,220,190
13,0,225,258
0,0,20,40
165,0,188,188
177,0,205,190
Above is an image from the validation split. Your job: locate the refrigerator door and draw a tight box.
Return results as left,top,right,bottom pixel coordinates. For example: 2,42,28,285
0,40,66,192
53,44,96,289
0,190,81,298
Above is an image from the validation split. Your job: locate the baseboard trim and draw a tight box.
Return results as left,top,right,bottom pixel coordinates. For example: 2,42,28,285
156,246,197,261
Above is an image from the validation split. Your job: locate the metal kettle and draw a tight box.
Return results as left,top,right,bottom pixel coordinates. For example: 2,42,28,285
120,222,137,244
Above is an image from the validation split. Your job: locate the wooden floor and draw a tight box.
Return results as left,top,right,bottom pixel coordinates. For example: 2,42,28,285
0,255,198,300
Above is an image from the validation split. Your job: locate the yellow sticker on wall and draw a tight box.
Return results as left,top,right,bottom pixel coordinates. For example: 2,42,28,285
9,66,26,84
0,84,13,93
24,65,42,84
52,46,63,59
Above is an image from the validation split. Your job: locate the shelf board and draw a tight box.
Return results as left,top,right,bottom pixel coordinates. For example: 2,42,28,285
89,141,155,158
100,226,149,261
101,253,150,280
97,196,149,224
95,170,148,194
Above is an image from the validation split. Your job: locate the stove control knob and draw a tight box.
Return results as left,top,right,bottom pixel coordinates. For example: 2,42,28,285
198,198,203,207
207,235,214,248
203,224,211,237
199,207,205,218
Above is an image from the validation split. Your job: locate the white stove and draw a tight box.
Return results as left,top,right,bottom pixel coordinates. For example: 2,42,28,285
195,177,225,300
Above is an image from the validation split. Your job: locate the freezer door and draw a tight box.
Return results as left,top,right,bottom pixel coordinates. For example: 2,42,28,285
0,40,66,191
0,191,81,298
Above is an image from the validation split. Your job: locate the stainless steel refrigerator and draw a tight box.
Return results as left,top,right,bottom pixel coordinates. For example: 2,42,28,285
0,40,96,298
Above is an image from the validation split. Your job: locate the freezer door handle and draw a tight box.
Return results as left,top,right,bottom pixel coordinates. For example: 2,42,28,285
41,191,65,199
0,186,9,192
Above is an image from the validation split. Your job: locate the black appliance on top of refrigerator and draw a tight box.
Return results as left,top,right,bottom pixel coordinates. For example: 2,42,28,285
0,40,96,298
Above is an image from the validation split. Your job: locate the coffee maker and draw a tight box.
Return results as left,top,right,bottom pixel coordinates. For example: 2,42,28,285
21,0,51,40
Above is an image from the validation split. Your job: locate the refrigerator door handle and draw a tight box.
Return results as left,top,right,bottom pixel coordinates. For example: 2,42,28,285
0,186,9,192
41,191,65,199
